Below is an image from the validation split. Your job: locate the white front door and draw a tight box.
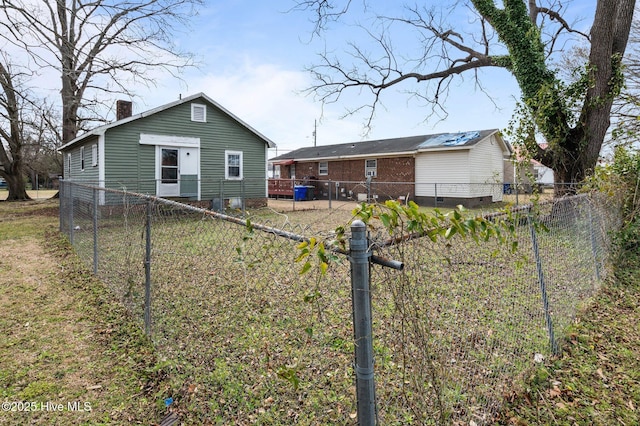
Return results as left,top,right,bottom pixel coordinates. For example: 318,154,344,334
179,147,200,198
180,147,198,176
158,147,180,197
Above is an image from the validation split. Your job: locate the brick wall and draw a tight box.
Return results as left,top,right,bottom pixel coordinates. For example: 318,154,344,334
284,156,416,202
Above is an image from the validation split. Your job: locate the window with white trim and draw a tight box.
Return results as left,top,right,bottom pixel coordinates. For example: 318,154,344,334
92,144,98,167
273,165,281,178
318,161,328,175
365,159,377,177
290,164,296,179
225,150,243,180
80,146,85,171
191,104,206,122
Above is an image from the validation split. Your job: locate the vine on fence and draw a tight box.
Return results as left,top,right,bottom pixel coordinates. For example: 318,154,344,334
296,200,520,276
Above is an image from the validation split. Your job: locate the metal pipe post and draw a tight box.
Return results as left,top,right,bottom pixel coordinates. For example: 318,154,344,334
144,199,152,336
68,182,74,245
528,213,557,354
434,183,438,208
349,220,376,425
588,202,601,281
93,187,99,274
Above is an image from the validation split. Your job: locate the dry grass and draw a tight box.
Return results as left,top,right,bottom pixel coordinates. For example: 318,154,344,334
0,189,58,201
0,200,169,425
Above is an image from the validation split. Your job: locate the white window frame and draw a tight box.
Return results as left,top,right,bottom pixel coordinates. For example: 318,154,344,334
225,150,243,180
290,164,296,179
365,159,377,177
92,144,98,167
191,103,207,122
80,146,85,171
318,161,328,176
273,164,281,179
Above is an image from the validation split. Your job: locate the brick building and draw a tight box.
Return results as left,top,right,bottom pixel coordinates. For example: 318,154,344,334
269,129,512,207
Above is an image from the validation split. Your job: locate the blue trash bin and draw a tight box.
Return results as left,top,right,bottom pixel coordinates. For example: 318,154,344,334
294,185,307,201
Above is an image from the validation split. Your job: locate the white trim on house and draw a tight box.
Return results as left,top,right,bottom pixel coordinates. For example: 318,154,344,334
225,150,243,180
139,133,200,147
191,103,207,122
141,134,202,198
91,144,98,167
98,135,105,184
292,150,418,162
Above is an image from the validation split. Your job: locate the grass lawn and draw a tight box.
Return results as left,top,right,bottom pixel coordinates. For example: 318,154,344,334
0,199,170,425
0,198,638,425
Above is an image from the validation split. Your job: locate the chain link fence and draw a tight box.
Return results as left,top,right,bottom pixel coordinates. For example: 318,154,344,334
59,180,621,424
268,178,576,208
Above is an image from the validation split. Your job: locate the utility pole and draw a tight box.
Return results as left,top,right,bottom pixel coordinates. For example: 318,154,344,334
313,120,317,147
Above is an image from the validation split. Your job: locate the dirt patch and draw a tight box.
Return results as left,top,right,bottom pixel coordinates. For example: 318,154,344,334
267,198,361,212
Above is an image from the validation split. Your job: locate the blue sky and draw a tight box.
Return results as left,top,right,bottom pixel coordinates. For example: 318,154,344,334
125,0,597,156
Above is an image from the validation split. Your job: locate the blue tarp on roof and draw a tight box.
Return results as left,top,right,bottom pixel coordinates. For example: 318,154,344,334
418,131,481,148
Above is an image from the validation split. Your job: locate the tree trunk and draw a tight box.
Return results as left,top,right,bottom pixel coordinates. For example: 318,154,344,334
3,173,30,201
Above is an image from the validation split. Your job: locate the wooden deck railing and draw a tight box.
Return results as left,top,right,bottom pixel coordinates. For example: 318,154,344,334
268,178,294,198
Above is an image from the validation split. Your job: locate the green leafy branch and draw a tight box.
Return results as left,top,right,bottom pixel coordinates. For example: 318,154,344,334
295,200,521,279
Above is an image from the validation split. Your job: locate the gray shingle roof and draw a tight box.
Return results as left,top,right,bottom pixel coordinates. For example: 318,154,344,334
271,129,504,161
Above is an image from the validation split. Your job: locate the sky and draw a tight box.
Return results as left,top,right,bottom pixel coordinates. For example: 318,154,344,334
139,0,527,157
15,0,597,158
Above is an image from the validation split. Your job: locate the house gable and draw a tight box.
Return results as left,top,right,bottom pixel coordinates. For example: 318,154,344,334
61,93,275,202
100,97,269,199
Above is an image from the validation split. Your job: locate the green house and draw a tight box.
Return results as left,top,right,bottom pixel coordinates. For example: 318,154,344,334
59,93,275,206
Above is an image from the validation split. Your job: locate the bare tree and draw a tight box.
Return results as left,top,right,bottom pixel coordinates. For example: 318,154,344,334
609,5,640,145
0,0,202,143
0,59,35,200
295,0,635,192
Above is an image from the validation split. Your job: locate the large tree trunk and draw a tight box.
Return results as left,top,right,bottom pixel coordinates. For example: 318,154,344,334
545,0,635,197
2,160,31,201
4,175,30,200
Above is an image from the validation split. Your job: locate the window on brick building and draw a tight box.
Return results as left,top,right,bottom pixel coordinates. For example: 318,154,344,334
365,159,377,177
319,161,328,175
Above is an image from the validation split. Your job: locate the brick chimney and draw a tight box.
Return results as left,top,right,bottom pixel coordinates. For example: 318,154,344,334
116,100,133,120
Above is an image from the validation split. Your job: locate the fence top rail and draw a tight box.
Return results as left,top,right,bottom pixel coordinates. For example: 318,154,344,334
62,180,309,243
62,180,405,269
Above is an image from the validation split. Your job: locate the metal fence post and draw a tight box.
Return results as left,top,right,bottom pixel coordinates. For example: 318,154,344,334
59,180,64,232
588,202,601,281
292,178,296,211
527,211,557,355
241,179,246,216
218,180,224,212
144,198,152,336
434,183,438,208
93,186,99,275
349,220,376,425
328,179,332,209
68,182,74,245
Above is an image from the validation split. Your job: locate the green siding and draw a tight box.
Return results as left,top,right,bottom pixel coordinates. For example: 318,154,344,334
101,96,268,199
62,136,101,204
64,136,100,183
180,174,198,196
